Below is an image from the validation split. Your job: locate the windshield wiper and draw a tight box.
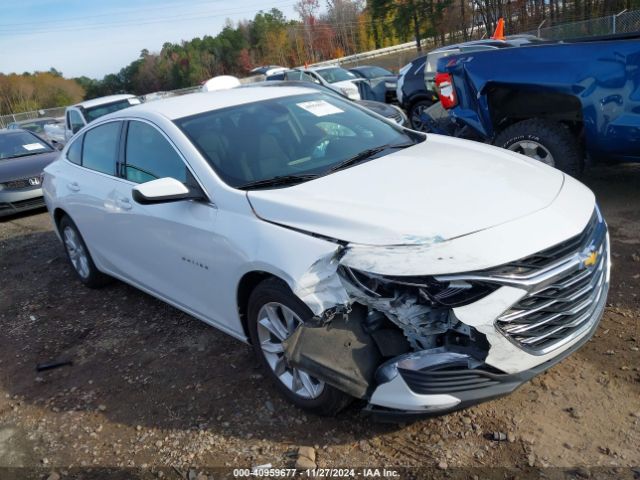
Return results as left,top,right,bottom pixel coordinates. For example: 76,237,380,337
4,151,51,160
325,142,415,174
237,174,319,190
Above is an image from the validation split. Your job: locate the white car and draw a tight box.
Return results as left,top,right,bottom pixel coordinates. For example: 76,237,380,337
43,86,609,418
64,94,141,141
302,66,363,101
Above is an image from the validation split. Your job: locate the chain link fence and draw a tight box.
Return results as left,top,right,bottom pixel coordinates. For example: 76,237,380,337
525,9,640,40
0,107,66,129
614,9,640,35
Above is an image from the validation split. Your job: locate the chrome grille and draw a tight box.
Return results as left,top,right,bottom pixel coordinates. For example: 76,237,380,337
434,207,609,355
490,211,599,275
495,212,609,355
2,178,32,189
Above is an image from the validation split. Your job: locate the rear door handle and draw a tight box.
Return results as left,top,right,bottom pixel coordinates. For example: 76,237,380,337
116,197,132,211
67,182,80,192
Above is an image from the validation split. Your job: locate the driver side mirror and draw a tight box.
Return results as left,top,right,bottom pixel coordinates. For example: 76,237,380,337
132,177,204,205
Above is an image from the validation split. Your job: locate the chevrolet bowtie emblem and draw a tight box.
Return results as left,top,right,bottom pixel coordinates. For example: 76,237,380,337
582,250,598,268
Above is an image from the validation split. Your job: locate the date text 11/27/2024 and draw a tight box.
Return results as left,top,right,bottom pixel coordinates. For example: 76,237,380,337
233,468,400,477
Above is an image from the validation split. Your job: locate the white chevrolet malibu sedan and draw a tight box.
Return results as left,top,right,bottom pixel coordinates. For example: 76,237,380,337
43,86,609,418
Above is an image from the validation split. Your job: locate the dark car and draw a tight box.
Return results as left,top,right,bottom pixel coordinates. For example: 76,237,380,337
349,65,398,103
258,77,408,127
396,55,432,131
0,130,60,217
250,65,287,76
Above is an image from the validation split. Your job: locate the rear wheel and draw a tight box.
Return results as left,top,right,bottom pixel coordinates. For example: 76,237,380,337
247,278,352,416
494,119,583,177
58,215,112,288
408,99,434,132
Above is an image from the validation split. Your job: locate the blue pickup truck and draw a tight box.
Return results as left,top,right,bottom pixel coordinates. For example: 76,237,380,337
435,33,640,176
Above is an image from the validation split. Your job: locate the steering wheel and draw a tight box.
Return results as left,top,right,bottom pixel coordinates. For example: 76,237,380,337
309,135,332,160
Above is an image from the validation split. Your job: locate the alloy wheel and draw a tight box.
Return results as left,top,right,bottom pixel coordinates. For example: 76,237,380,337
410,103,429,131
508,140,555,166
63,226,90,279
256,302,325,399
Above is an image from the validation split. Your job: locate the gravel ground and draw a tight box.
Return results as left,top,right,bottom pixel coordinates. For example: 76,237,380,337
0,163,639,479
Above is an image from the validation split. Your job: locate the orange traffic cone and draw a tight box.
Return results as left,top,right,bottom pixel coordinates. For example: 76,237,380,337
491,18,505,40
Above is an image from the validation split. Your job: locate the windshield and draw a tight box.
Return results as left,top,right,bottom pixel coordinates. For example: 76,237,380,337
359,66,394,78
84,99,138,123
176,93,422,189
12,119,56,134
314,68,357,84
0,131,53,160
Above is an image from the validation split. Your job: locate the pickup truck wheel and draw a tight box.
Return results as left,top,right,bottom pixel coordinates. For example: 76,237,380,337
494,119,583,177
247,278,352,416
58,215,112,288
409,100,434,132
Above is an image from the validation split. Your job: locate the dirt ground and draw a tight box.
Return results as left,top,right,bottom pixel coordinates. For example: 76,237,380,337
1,163,639,479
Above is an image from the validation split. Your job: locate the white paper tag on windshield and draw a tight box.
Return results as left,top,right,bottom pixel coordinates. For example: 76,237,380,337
22,143,45,151
297,100,343,117
128,98,141,105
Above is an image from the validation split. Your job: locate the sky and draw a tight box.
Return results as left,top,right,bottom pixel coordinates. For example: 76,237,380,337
0,0,299,79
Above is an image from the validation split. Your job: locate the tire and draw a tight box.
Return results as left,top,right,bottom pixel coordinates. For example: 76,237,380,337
493,119,583,177
408,99,434,132
247,277,352,416
58,215,112,288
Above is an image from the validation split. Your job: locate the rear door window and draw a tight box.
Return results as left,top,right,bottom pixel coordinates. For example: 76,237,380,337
66,136,83,165
82,122,122,175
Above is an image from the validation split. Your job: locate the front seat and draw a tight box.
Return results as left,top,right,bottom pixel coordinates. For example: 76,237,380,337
197,122,255,184
237,114,290,179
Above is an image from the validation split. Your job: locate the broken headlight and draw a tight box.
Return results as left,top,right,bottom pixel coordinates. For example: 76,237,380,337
340,266,498,308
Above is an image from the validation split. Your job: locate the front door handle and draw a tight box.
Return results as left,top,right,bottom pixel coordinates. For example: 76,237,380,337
67,182,80,192
116,197,132,211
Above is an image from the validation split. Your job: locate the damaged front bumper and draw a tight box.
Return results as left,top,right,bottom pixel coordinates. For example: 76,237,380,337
365,212,610,417
365,286,606,420
284,205,610,418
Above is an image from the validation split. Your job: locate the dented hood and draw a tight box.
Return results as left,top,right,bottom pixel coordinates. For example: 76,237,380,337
247,134,565,246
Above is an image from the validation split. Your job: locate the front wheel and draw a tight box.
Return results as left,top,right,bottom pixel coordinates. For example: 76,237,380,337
247,278,352,416
493,119,583,177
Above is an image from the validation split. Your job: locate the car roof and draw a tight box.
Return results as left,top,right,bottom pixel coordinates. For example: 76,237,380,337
73,94,136,109
409,55,428,64
11,117,56,125
0,128,42,137
307,65,343,71
104,86,319,121
429,36,542,54
251,65,284,72
430,39,510,53
246,80,339,96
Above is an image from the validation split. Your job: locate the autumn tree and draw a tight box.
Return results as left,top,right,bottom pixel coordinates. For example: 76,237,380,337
0,71,84,115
